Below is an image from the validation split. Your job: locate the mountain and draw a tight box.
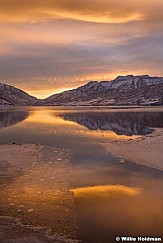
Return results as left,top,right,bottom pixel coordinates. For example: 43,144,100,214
58,111,163,136
0,83,37,106
1,75,163,106
40,75,163,106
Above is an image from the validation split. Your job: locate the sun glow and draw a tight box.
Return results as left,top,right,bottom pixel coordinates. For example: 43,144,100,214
26,87,76,99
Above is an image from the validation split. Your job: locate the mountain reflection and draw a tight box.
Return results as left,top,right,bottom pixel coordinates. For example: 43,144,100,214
58,112,163,136
0,111,29,129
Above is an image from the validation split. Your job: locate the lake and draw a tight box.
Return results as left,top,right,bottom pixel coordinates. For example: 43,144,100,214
0,106,163,243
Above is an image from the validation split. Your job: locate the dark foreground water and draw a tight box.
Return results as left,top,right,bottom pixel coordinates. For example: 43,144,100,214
0,106,163,243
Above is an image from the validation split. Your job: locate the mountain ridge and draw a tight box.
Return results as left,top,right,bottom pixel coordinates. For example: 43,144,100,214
40,75,163,106
0,82,37,106
1,74,163,106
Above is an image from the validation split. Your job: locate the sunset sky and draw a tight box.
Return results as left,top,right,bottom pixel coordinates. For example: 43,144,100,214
0,0,163,98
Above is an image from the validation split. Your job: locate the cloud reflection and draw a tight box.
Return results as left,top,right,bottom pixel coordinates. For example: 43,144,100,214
72,185,141,198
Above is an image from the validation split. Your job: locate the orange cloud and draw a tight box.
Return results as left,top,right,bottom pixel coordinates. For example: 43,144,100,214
0,0,162,95
0,0,145,24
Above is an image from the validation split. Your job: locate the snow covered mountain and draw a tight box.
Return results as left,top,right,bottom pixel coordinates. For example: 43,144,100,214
100,75,163,90
40,75,163,106
0,83,37,106
1,75,163,106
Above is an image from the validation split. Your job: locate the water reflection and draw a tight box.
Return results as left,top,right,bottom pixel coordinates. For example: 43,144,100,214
0,107,163,242
58,111,163,136
69,162,163,243
73,185,141,198
0,111,29,129
73,183,163,243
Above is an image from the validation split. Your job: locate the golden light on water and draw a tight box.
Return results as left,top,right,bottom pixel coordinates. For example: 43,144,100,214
23,110,140,140
72,185,141,198
25,110,77,125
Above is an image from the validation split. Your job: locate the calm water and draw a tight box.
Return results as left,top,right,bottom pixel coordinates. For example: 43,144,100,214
0,106,163,242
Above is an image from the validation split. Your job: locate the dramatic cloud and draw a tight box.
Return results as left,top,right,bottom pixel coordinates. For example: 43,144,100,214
0,0,163,97
0,0,146,23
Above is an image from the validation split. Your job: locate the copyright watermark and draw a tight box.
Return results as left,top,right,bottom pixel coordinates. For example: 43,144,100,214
116,237,121,241
115,236,162,242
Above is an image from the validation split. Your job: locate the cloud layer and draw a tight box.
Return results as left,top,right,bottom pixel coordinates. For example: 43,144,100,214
0,0,146,23
0,0,163,97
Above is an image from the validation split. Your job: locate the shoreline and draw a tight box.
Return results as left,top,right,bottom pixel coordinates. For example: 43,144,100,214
0,143,79,243
103,128,163,170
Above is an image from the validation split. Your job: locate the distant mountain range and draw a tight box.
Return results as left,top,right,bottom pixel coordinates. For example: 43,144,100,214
1,75,163,106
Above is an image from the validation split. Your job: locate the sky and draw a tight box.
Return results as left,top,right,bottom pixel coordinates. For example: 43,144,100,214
0,0,163,98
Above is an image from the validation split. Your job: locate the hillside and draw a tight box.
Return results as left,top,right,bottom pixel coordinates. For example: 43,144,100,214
1,75,163,106
39,75,163,106
0,83,37,106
